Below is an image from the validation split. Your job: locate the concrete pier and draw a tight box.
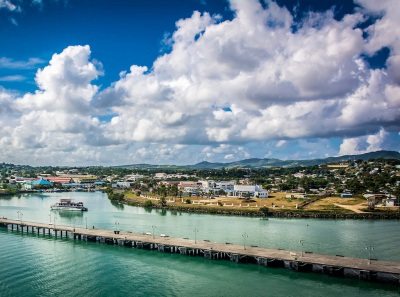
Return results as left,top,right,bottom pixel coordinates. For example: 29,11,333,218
1,218,399,285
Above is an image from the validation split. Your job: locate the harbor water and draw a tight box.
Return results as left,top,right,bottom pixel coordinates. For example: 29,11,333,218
0,192,399,296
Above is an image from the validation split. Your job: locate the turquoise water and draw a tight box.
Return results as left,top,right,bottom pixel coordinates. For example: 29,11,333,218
0,192,400,296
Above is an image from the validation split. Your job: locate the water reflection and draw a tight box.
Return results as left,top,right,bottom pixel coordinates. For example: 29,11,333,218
156,209,167,216
110,201,125,210
52,210,84,219
144,208,153,213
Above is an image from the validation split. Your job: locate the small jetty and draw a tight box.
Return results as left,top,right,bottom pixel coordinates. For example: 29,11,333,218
1,218,399,285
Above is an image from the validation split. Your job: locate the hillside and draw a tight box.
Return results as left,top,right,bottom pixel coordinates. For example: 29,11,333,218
192,150,400,169
112,150,400,170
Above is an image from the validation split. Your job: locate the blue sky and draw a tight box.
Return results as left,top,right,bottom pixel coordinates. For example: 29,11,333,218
0,0,399,166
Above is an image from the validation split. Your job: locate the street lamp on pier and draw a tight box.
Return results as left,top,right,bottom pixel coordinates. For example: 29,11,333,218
49,212,51,224
115,221,119,232
85,217,87,229
366,245,374,265
20,213,23,225
54,216,57,230
17,210,20,220
242,232,248,250
299,239,305,257
193,227,198,244
152,225,156,239
74,219,76,231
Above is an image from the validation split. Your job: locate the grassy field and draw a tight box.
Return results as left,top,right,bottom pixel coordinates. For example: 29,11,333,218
124,192,365,213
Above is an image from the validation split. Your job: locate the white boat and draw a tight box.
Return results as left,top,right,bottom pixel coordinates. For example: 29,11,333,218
51,198,88,211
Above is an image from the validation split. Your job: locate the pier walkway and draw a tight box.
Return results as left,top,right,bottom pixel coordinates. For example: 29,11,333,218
1,218,399,285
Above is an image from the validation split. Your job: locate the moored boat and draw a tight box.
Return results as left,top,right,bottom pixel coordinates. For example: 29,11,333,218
51,198,88,211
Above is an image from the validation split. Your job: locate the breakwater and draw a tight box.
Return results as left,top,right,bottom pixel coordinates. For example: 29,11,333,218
1,218,399,285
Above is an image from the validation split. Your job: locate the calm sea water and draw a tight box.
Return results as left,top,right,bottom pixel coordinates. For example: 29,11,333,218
0,192,399,296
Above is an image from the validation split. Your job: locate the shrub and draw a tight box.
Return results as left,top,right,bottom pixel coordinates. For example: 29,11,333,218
143,200,153,207
218,201,223,206
209,208,217,214
259,206,269,214
185,199,191,204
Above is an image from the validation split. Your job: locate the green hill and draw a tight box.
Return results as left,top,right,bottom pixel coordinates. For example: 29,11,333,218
191,150,400,169
112,150,400,170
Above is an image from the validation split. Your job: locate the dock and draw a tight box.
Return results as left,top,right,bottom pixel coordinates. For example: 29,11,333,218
1,218,399,285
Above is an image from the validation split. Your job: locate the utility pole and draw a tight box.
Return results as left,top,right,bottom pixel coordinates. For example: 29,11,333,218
242,232,248,250
193,227,198,244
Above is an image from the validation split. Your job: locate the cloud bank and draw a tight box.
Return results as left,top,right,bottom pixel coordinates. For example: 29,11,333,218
1,0,400,165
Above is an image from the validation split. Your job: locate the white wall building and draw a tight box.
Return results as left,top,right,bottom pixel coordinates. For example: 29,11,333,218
154,173,167,179
200,180,234,191
115,182,132,188
229,185,268,198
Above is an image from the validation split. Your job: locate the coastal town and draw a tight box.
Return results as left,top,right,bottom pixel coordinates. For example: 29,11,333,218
2,157,400,214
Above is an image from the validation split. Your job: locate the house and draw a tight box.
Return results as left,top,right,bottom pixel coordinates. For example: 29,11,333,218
286,194,307,199
385,198,399,207
155,173,167,179
293,173,304,178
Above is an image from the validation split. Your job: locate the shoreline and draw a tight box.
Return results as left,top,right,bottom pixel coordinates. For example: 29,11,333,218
121,198,400,220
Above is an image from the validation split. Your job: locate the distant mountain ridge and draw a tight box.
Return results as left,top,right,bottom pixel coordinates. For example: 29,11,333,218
113,150,400,169
192,151,400,169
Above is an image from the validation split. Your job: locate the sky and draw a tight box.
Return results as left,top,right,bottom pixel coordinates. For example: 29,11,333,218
0,0,400,166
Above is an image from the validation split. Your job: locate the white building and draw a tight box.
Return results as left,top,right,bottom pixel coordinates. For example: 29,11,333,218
229,185,268,198
124,175,144,181
200,180,234,191
293,173,304,178
154,173,167,179
113,182,132,188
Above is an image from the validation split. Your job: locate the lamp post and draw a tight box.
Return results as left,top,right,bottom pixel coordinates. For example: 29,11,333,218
54,216,57,230
242,232,248,250
366,245,374,265
20,213,23,225
115,221,119,231
299,239,305,257
17,210,20,220
85,217,87,229
152,225,156,239
49,212,51,224
193,227,198,244
74,219,76,231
